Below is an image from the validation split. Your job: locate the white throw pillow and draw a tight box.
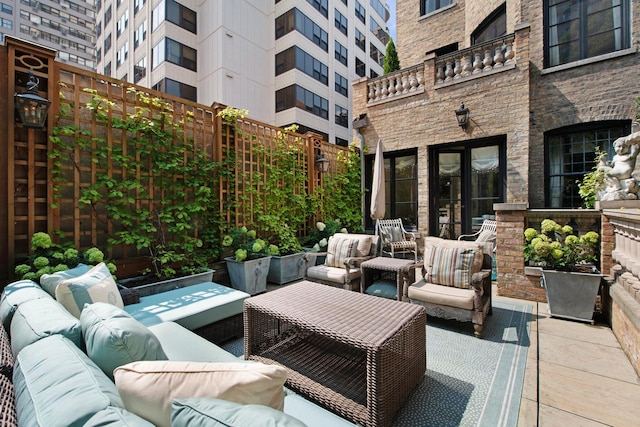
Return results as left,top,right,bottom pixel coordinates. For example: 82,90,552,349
113,361,287,427
55,262,123,318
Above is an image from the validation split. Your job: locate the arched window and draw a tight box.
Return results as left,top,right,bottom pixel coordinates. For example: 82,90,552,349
471,4,506,45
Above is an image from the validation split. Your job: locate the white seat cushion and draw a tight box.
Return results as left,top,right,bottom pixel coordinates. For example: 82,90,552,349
306,265,360,284
408,280,475,310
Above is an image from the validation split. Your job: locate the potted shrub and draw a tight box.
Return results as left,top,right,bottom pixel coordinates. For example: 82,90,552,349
262,220,306,285
524,219,602,322
222,227,278,295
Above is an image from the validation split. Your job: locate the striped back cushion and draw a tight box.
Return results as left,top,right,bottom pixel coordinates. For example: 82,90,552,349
325,236,357,268
425,246,476,288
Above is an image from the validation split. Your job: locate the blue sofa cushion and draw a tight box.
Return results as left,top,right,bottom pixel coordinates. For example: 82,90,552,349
10,297,82,357
84,407,155,427
39,264,92,297
81,302,168,380
171,398,306,427
0,280,51,332
13,335,123,427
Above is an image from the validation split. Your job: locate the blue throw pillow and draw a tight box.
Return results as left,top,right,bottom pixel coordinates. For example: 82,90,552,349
0,280,51,332
171,398,306,427
40,264,92,297
81,302,167,380
84,407,155,427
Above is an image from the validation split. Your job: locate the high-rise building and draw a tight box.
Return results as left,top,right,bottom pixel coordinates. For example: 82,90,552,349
95,0,389,145
0,0,97,70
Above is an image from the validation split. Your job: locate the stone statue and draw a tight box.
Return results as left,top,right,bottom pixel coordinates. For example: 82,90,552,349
598,131,640,201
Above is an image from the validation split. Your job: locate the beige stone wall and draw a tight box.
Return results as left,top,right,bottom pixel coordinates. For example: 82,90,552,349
353,27,531,237
613,299,640,376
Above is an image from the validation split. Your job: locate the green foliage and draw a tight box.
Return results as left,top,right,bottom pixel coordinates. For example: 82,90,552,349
577,147,608,209
222,227,278,262
253,125,307,255
14,232,116,283
303,219,348,250
50,87,226,278
311,145,363,233
217,106,249,126
524,219,599,271
383,39,401,74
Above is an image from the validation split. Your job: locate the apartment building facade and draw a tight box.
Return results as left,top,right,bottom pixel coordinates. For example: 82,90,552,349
352,0,640,236
96,0,389,145
0,0,96,70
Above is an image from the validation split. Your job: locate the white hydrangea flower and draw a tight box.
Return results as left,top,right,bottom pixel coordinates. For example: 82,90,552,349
319,238,328,247
317,222,326,231
340,228,348,233
312,243,320,251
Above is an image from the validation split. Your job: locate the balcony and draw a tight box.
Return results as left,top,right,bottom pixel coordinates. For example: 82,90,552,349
366,34,516,106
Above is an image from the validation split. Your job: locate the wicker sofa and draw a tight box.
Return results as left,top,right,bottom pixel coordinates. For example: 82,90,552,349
402,236,493,338
0,268,356,427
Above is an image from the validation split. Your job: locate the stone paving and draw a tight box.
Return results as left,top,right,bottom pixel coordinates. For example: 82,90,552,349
515,299,640,427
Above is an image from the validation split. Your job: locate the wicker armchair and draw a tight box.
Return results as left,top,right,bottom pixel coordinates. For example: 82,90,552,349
458,219,497,254
303,234,379,291
402,237,492,338
377,218,419,261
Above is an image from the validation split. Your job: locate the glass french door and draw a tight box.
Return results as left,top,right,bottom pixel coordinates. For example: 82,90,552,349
430,139,505,239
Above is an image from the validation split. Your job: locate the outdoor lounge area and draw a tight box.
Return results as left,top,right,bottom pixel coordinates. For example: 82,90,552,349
2,35,640,427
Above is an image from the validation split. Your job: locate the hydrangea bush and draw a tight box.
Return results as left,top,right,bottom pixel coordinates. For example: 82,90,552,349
14,232,116,282
524,219,600,271
222,227,278,262
303,219,348,251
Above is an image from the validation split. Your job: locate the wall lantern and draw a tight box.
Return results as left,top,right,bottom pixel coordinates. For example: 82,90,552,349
315,152,330,173
455,101,470,129
14,70,51,129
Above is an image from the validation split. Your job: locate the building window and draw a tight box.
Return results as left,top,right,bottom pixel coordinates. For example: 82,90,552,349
355,1,366,23
96,21,102,37
370,69,379,78
335,72,348,97
545,121,629,208
153,0,197,34
96,47,101,63
335,40,347,66
336,136,349,146
134,57,146,83
152,77,197,102
276,8,328,51
275,46,328,85
152,37,197,71
370,42,384,66
355,57,365,77
335,9,347,36
116,42,128,68
545,0,630,68
1,3,12,14
134,20,147,49
104,4,112,25
117,10,128,37
335,105,348,128
471,4,506,45
275,84,328,120
370,0,386,19
134,0,146,14
104,61,112,77
306,0,328,18
420,0,453,16
355,28,365,51
369,18,389,45
104,33,112,53
365,149,419,230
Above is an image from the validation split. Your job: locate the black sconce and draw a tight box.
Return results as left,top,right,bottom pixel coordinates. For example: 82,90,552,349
14,70,51,129
315,152,330,173
455,101,470,129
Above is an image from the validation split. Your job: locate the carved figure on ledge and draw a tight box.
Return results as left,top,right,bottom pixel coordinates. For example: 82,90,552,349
598,131,640,201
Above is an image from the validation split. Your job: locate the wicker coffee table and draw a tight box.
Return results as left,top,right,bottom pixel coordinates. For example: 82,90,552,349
243,281,426,427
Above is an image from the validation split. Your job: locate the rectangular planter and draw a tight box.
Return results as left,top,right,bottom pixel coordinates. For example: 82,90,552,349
267,252,306,285
122,269,215,297
225,257,271,295
541,269,603,323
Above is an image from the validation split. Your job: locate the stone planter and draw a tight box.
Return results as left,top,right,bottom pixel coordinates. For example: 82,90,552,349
541,269,603,323
267,252,306,285
225,256,271,295
120,269,215,297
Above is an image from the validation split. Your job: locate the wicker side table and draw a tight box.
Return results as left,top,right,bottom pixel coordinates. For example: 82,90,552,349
360,257,415,301
244,281,426,427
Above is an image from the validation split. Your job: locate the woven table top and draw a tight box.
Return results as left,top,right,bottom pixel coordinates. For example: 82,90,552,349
361,256,415,272
244,281,425,349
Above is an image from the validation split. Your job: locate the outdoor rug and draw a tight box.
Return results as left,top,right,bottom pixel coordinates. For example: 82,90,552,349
222,298,532,427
